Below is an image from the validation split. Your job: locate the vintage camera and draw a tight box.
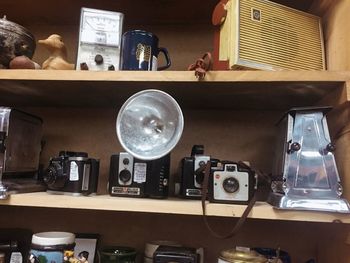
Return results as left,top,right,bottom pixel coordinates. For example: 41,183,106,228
209,161,257,204
180,145,218,199
108,152,170,198
43,151,99,196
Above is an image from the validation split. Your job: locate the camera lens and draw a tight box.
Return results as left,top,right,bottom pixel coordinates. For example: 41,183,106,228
194,162,206,184
195,170,204,184
44,162,66,189
223,177,239,193
119,169,131,183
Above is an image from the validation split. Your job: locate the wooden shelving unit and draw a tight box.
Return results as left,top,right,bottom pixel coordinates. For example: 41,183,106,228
0,0,350,262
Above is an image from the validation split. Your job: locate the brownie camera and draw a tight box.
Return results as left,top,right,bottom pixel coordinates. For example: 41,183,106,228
43,151,99,195
209,161,257,204
108,152,170,198
180,145,219,199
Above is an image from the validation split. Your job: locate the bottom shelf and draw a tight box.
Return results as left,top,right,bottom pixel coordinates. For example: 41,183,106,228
0,192,349,223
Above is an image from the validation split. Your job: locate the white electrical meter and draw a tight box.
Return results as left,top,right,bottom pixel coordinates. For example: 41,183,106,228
76,7,124,71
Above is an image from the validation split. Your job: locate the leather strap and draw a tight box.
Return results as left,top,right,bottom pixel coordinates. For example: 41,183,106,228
201,161,260,239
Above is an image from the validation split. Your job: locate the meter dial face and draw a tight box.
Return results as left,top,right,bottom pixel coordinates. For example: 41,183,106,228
80,9,122,47
84,15,119,32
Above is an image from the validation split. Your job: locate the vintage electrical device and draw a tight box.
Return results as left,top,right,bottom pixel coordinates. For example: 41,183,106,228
268,107,350,213
0,107,44,199
108,152,170,198
44,151,99,196
76,7,124,71
212,0,325,70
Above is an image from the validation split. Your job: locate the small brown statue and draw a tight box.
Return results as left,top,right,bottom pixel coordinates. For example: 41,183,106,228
38,34,75,70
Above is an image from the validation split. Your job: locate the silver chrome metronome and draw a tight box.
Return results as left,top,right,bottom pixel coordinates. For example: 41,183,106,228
76,7,124,71
268,107,350,213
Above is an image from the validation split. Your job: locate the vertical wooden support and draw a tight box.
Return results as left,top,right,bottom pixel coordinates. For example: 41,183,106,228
312,0,350,70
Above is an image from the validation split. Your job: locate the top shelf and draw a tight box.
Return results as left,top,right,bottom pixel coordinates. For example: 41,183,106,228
0,70,347,110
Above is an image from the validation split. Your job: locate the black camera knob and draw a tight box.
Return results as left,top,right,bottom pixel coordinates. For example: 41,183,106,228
223,177,239,193
119,169,131,183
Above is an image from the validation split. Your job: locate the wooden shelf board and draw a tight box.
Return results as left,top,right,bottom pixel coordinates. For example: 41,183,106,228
0,69,349,82
0,192,349,223
0,70,347,110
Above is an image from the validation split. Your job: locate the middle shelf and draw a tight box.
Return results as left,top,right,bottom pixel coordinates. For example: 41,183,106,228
1,192,349,224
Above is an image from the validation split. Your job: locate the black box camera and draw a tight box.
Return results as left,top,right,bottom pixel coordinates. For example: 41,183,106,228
44,151,99,196
180,145,219,199
108,152,170,198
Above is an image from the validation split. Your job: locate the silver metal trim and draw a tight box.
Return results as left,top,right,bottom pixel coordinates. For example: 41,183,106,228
81,163,91,191
68,157,88,161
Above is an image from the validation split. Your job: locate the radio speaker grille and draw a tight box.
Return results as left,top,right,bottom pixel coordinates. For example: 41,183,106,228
236,0,325,70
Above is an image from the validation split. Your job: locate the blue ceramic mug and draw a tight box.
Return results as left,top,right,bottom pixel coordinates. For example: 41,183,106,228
121,30,171,71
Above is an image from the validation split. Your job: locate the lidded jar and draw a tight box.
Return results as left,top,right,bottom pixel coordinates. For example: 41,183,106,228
29,232,75,263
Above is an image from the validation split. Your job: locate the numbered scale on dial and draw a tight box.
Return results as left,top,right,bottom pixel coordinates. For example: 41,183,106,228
76,8,124,71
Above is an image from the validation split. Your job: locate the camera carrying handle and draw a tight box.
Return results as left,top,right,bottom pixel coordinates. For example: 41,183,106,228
201,161,260,239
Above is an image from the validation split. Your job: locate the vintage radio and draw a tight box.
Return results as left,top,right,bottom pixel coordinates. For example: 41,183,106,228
212,0,326,70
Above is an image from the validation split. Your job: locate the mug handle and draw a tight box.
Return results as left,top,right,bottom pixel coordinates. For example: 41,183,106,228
157,47,171,70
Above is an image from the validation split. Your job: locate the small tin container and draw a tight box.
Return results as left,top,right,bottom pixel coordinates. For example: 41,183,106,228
218,248,267,263
29,232,75,263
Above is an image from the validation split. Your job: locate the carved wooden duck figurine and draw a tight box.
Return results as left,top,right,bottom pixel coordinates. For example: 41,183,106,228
38,34,75,70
